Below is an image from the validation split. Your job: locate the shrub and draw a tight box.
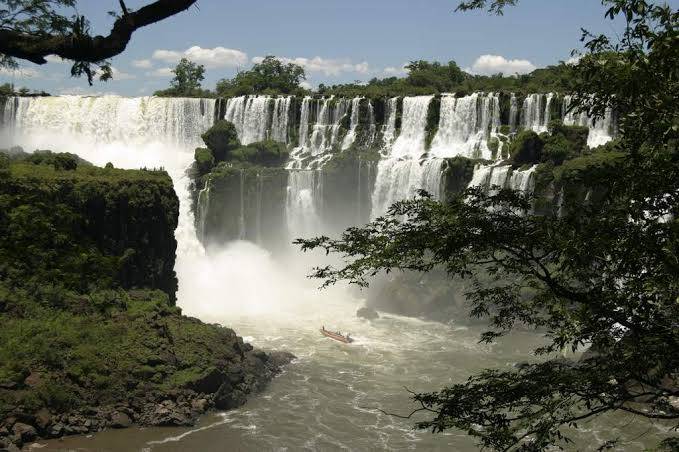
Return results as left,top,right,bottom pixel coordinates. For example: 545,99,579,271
509,131,544,165
201,121,240,161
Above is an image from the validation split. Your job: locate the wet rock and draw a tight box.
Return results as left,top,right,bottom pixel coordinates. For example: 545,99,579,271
23,372,42,388
48,423,64,437
0,381,17,390
357,306,379,320
190,399,208,414
12,422,36,442
34,408,51,431
110,412,132,429
214,385,247,411
185,367,225,394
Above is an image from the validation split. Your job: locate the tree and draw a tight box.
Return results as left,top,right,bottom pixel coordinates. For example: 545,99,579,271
297,1,679,450
215,56,306,97
170,58,205,94
0,0,198,84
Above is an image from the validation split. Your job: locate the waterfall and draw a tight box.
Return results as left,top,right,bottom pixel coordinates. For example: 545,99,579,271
429,93,500,160
521,93,553,133
421,159,445,200
562,95,615,148
381,97,399,151
238,169,246,240
285,97,351,237
508,165,537,193
3,95,214,149
255,172,263,244
224,95,274,145
197,177,212,244
288,96,350,169
271,97,292,144
387,96,432,159
371,96,434,217
341,97,362,150
509,93,518,133
286,170,323,237
468,164,511,195
366,100,377,146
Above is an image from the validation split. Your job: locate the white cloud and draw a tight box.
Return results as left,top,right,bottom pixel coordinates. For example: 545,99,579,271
147,67,174,78
45,55,67,64
152,46,248,69
132,59,153,69
469,54,536,76
299,80,313,90
565,56,581,66
252,56,370,76
58,86,119,96
383,64,408,76
0,66,42,79
109,66,135,80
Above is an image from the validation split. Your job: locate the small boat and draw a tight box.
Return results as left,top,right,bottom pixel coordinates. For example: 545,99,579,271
320,326,354,344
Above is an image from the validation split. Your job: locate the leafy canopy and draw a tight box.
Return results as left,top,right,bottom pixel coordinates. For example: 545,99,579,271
216,56,307,97
0,0,197,84
298,1,679,450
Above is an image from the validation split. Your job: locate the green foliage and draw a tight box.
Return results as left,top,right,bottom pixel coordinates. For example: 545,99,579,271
201,120,241,161
194,147,215,176
321,62,575,98
508,130,543,165
0,159,179,305
230,140,290,166
155,58,209,97
216,56,307,97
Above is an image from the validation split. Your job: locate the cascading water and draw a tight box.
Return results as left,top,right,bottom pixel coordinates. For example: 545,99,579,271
270,97,292,144
562,95,615,148
341,97,362,150
371,96,433,217
429,92,500,160
521,93,552,133
380,97,399,151
509,93,519,133
285,96,351,236
223,95,274,145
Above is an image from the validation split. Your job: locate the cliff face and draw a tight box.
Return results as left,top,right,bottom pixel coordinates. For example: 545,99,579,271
0,154,293,449
0,160,179,302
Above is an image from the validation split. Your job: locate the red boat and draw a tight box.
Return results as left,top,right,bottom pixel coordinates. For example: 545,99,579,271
320,326,354,343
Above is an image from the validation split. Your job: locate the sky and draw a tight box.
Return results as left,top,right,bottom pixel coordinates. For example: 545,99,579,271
0,0,672,96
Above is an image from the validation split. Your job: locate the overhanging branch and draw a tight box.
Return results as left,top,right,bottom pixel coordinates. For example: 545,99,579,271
0,0,198,65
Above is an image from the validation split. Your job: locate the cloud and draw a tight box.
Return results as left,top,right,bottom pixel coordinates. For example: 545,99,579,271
132,59,153,69
45,55,67,64
0,66,42,79
109,66,135,80
565,56,581,66
252,56,370,76
58,86,119,96
383,64,408,76
147,67,174,78
152,46,248,69
469,54,536,76
299,80,313,90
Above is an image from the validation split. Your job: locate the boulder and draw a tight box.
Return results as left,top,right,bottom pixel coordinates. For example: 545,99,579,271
11,422,36,442
109,412,132,429
357,306,379,320
34,408,51,430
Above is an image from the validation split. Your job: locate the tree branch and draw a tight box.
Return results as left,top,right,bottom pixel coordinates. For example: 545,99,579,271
0,0,198,65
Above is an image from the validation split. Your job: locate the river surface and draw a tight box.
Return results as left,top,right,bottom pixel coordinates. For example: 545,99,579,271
36,243,671,452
